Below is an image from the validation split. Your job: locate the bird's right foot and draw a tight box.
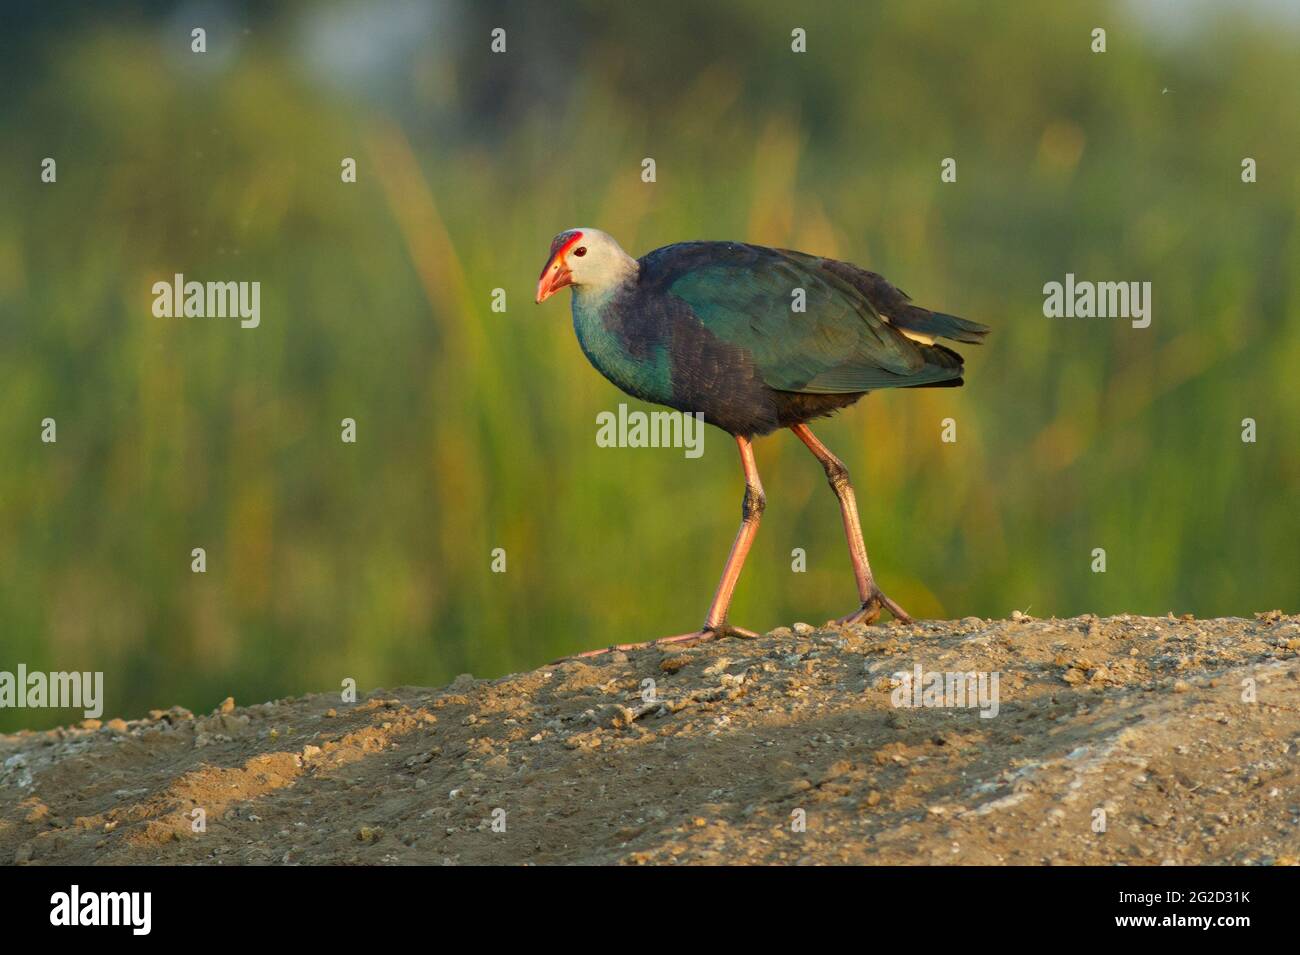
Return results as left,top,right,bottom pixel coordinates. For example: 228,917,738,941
560,624,758,662
833,587,913,627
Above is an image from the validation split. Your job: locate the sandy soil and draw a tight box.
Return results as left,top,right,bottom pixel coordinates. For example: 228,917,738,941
3,613,1299,865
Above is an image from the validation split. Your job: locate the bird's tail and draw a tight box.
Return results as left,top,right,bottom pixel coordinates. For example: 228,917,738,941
902,342,966,389
903,307,990,344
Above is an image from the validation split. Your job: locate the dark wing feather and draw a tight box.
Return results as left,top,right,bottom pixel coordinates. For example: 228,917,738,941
787,252,990,345
654,242,968,394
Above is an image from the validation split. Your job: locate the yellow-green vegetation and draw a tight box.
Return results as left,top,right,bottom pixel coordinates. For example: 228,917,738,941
1,2,1297,730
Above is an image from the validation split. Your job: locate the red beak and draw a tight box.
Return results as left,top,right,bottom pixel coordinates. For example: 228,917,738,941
536,231,584,303
535,254,573,303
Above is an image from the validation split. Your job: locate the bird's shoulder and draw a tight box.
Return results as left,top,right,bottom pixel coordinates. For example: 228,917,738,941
635,241,907,310
635,240,781,291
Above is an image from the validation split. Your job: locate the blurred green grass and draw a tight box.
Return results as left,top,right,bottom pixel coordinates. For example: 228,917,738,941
0,1,1297,730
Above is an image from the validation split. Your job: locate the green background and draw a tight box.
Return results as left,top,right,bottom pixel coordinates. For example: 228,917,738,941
1,0,1297,730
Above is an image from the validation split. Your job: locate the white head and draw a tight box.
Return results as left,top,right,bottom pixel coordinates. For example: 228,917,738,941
535,227,637,303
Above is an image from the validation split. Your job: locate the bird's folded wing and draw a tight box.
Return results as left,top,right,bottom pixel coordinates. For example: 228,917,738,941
666,248,931,394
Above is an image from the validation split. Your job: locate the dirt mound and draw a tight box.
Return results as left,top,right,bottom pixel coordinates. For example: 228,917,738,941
3,614,1299,865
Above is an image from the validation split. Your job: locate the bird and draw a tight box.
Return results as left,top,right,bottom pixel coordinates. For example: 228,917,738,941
536,228,988,656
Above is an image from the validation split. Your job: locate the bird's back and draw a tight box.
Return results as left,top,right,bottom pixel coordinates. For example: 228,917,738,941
577,240,987,436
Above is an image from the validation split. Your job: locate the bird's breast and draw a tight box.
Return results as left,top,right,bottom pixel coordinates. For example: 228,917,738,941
571,291,675,407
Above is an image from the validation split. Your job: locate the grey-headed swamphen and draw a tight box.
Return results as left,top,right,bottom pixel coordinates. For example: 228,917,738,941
536,228,988,656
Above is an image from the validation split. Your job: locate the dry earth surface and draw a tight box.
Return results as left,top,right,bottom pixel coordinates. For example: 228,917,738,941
3,613,1299,866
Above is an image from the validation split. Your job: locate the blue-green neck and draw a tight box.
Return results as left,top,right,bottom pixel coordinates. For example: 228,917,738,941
571,285,671,404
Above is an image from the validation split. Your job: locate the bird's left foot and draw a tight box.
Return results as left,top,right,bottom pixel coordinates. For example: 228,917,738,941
558,624,758,663
832,587,913,627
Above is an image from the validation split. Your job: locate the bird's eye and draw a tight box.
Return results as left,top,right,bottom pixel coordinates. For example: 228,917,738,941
573,247,587,257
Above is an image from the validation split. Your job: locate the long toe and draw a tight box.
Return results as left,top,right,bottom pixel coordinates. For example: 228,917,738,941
560,631,712,661
834,602,882,627
877,591,913,624
559,624,757,662
833,589,912,627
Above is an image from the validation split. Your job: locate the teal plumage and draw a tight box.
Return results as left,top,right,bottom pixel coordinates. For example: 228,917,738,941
572,239,987,436
536,228,988,641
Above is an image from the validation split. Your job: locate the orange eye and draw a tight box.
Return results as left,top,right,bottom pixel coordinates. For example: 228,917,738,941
573,247,587,257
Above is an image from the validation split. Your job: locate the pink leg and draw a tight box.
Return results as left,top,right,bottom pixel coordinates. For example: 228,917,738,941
790,423,911,625
567,435,764,660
